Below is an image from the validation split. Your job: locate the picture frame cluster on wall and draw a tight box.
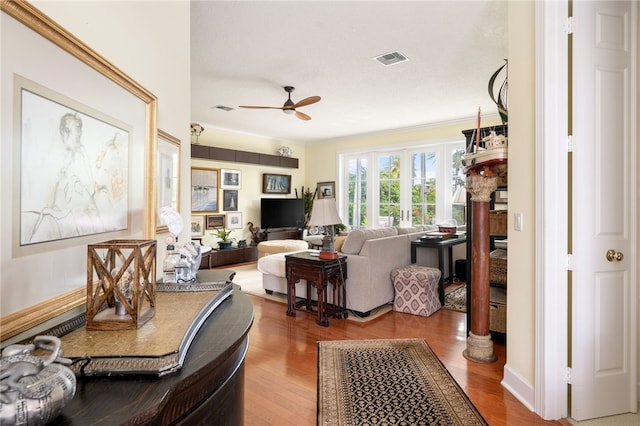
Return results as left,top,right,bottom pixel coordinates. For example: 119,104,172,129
191,212,243,237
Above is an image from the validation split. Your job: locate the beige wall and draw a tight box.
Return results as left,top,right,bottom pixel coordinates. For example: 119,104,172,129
505,0,536,384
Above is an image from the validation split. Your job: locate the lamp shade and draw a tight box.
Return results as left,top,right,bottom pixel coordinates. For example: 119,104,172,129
452,186,467,204
308,199,342,227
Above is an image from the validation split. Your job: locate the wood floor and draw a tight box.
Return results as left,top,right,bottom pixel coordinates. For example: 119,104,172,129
242,292,571,426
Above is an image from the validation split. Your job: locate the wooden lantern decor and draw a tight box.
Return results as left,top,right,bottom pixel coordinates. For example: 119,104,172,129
86,239,157,330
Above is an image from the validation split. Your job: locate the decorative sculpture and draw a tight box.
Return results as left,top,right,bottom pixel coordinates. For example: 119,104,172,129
0,336,76,425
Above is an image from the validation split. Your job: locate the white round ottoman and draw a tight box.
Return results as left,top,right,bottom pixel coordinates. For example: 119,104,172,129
257,239,309,257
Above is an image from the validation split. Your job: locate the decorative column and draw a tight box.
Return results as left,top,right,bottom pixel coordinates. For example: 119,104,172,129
463,173,498,363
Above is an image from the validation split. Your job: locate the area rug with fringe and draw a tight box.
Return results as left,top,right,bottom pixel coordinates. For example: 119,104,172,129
318,339,487,425
444,284,467,312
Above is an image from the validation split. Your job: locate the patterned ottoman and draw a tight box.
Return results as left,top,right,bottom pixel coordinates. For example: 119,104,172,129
391,265,442,317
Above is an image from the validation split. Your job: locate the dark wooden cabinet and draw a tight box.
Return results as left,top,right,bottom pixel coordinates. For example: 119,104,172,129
265,229,302,240
207,246,258,268
191,145,298,168
51,281,253,425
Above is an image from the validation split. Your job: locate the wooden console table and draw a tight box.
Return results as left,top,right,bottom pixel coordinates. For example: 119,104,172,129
285,252,347,326
51,272,254,425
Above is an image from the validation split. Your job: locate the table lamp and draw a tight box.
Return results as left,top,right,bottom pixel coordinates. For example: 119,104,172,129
308,198,342,259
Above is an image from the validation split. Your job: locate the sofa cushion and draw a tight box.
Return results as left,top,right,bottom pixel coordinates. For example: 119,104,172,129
340,227,398,254
396,226,423,234
334,235,347,252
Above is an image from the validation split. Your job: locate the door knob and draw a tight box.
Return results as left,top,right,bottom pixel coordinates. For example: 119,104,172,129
606,249,624,262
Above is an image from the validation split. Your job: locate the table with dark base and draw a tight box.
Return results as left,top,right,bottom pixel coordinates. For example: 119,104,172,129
410,236,467,305
285,252,348,326
50,271,253,426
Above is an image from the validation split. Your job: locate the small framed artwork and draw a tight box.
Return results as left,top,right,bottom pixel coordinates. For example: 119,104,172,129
220,168,241,189
223,190,238,211
317,181,336,199
263,173,291,194
225,212,243,230
191,167,219,212
191,215,205,237
205,214,225,230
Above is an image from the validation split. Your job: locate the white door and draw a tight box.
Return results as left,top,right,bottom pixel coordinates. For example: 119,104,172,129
571,0,637,420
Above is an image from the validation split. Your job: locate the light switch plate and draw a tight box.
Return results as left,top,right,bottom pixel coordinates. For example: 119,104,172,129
514,213,523,232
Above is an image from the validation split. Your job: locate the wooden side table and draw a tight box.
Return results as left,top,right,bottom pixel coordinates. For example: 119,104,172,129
285,252,348,326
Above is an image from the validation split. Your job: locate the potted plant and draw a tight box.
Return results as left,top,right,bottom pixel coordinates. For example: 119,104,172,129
211,227,234,250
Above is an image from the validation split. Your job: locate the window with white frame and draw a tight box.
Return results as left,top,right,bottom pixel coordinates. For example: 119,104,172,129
339,140,466,230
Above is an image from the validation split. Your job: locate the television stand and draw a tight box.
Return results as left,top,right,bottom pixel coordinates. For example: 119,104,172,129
265,228,302,240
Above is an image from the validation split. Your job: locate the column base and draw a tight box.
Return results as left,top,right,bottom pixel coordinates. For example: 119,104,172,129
463,332,497,363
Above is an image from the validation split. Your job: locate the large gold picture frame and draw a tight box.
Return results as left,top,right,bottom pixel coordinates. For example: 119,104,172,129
0,0,158,342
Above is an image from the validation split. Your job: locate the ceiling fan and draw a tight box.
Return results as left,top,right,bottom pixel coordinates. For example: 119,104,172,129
239,86,321,121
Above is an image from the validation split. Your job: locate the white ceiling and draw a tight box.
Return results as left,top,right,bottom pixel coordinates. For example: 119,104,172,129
191,1,508,145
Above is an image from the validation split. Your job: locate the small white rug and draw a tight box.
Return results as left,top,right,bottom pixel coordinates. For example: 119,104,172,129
225,263,393,323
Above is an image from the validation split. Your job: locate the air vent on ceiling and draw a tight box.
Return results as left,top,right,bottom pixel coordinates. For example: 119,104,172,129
213,105,234,111
373,51,408,66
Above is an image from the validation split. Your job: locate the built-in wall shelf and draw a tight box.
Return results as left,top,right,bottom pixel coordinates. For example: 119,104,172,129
191,144,299,168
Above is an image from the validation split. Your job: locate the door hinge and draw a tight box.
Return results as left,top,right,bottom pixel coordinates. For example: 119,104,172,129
567,135,573,153
565,367,572,384
566,16,574,35
566,254,573,271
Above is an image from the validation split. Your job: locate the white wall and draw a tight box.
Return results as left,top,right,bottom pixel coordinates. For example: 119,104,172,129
0,1,190,320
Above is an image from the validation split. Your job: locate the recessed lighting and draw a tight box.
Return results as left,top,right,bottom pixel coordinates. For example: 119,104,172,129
373,51,409,66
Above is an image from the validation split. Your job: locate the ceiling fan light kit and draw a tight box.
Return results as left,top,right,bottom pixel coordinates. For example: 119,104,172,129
239,85,320,120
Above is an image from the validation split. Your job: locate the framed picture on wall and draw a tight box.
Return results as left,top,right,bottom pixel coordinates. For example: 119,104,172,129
262,173,291,194
205,214,225,230
317,181,335,199
191,215,205,237
220,168,241,189
225,212,243,230
1,0,158,344
223,190,238,211
191,167,219,213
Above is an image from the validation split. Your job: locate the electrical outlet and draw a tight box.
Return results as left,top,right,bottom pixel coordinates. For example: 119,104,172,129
514,213,523,232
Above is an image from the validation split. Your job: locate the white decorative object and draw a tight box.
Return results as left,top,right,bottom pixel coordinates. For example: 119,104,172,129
277,146,293,157
160,206,184,240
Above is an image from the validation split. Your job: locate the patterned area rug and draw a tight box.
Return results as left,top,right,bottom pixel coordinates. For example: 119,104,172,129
318,339,487,426
444,284,467,312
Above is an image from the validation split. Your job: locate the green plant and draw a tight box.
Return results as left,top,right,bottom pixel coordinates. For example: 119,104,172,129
211,227,234,242
301,186,315,226
334,223,347,234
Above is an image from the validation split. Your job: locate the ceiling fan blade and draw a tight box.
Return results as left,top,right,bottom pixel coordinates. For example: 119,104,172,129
293,96,321,108
238,105,284,110
295,110,311,121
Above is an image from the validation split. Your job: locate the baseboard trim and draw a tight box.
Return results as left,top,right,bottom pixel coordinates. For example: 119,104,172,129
502,363,535,412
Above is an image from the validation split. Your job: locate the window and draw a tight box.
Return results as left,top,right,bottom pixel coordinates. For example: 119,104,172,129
340,140,465,230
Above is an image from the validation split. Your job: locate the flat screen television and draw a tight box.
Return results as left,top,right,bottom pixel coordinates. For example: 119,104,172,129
260,198,305,230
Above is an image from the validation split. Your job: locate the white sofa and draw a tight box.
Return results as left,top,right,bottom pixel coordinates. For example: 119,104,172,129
256,225,448,316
